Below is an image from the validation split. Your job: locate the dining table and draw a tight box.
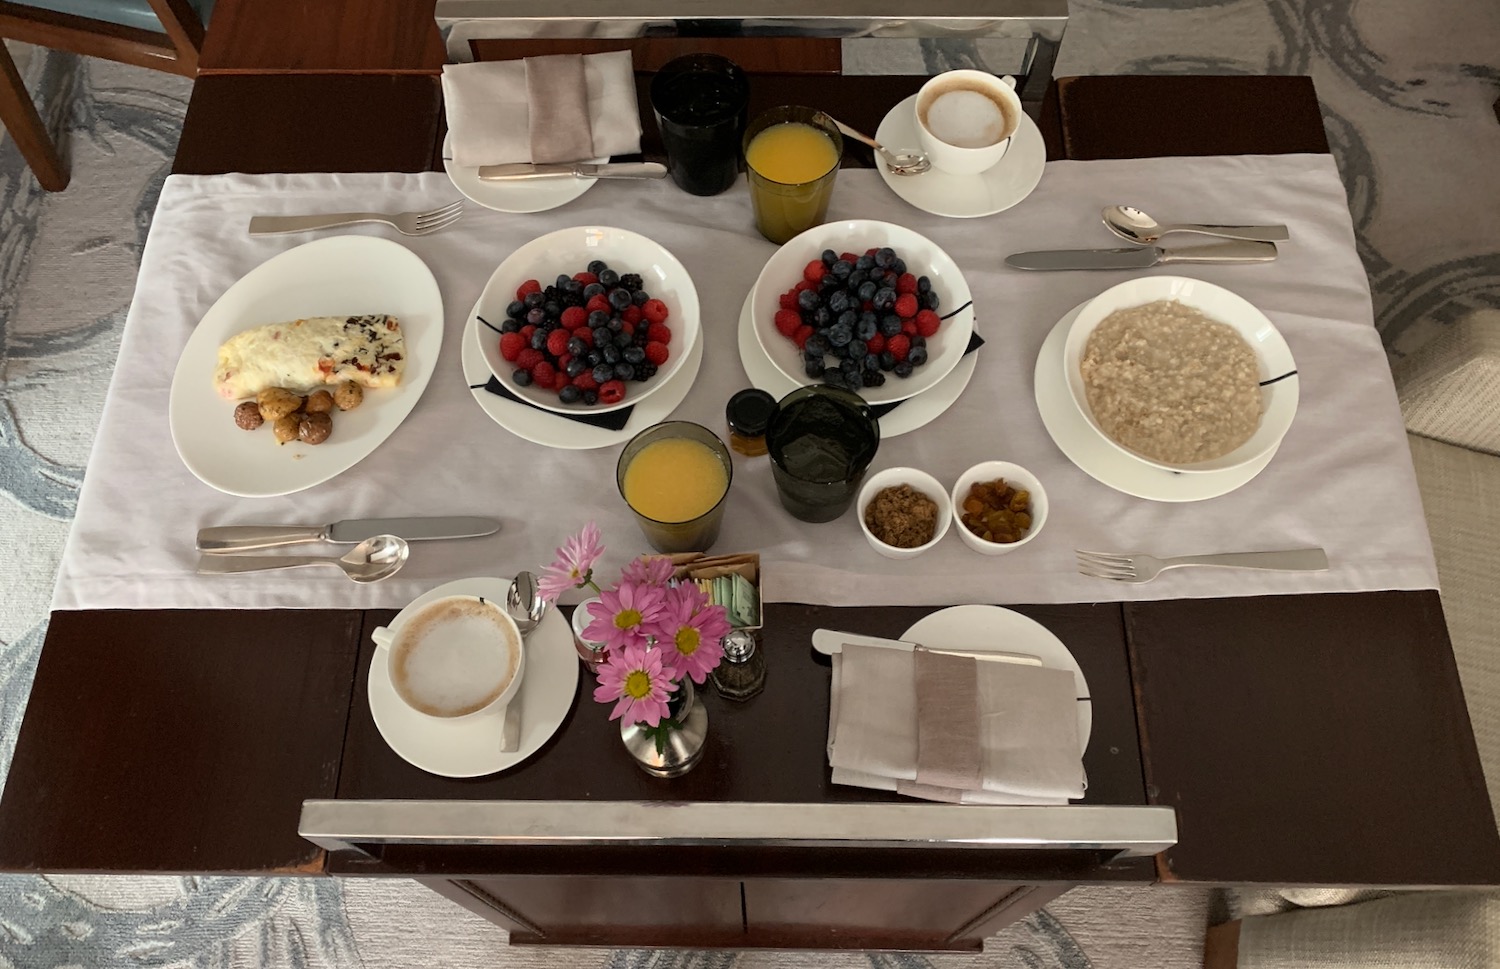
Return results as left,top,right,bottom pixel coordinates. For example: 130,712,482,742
0,15,1495,952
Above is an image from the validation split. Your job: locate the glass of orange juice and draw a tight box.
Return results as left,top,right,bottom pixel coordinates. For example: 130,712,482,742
743,106,844,244
617,422,734,553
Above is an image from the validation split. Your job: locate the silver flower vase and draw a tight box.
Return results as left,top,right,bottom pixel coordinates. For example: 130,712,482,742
620,677,708,778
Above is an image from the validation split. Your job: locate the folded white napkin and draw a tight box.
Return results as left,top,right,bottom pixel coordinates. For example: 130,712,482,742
441,50,642,167
827,645,1086,804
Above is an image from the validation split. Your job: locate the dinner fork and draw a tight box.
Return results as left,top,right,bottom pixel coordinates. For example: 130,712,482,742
1075,547,1328,583
247,200,464,237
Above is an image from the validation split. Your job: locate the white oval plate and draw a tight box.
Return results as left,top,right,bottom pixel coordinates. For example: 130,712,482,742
369,576,580,778
875,94,1046,219
1036,302,1275,502
464,294,704,450
442,131,606,214
472,226,701,415
735,291,976,438
168,236,443,498
903,604,1091,753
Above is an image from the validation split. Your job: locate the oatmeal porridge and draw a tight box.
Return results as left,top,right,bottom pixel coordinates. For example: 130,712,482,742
1079,299,1262,464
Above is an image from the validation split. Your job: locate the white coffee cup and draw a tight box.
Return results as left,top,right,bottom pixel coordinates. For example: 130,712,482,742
914,70,1021,176
373,594,525,723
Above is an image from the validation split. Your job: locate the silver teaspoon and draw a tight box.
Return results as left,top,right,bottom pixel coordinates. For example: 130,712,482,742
499,570,549,752
829,118,931,176
196,534,408,583
1102,205,1289,245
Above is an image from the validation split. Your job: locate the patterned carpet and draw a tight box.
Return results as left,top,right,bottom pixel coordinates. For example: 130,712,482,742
1,1,1496,965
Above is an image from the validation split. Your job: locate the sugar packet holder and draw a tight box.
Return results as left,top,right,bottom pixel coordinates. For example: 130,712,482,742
656,552,763,630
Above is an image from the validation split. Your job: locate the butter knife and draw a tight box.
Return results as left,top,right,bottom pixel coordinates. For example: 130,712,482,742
1006,240,1278,271
198,516,499,552
811,629,1042,666
477,162,668,181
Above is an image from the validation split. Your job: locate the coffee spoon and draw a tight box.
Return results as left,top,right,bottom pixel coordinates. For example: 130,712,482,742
196,534,408,582
829,118,931,176
499,570,550,752
1102,205,1289,245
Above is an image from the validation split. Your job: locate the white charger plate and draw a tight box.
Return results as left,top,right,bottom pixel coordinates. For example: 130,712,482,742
735,292,976,438
369,576,580,778
1035,302,1276,502
903,604,1091,753
874,94,1046,219
168,236,444,498
442,132,606,214
464,296,704,449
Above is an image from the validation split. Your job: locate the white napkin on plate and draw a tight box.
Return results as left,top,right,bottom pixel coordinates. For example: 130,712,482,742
441,50,643,167
827,644,1086,804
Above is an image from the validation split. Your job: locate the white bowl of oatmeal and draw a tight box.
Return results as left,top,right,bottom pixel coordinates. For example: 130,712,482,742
1062,276,1298,474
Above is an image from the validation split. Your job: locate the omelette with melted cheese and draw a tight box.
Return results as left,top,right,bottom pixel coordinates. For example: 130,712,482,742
214,315,405,400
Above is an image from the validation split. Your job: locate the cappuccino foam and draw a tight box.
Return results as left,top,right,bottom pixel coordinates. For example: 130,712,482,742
391,598,518,717
923,89,1010,149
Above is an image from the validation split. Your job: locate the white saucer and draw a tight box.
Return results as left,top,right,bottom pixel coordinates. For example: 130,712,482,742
874,95,1046,219
442,132,605,214
369,577,579,778
463,297,704,449
1035,303,1277,502
903,604,1091,753
734,292,977,438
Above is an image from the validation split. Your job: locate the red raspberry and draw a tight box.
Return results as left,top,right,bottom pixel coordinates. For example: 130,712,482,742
647,322,672,345
795,279,816,293
644,341,670,366
598,380,627,405
780,291,799,311
865,247,879,255
560,306,587,330
572,271,598,285
519,324,536,342
803,260,826,284
586,294,612,315
551,370,570,392
575,327,594,347
641,299,669,324
774,309,801,337
557,352,572,370
530,360,556,386
840,251,858,263
793,325,814,349
622,304,642,325
499,332,525,362
896,273,918,295
894,294,919,319
886,334,911,363
915,309,942,338
516,348,543,371
572,372,598,392
621,321,635,337
902,319,918,336
866,333,885,355
515,279,541,300
546,328,570,357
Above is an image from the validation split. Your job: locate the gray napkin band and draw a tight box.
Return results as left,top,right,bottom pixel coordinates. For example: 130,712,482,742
525,54,596,164
913,649,984,792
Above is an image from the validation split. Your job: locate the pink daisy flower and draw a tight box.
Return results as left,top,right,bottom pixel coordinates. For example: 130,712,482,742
621,555,675,587
651,583,730,684
583,579,666,652
593,643,676,726
538,521,603,603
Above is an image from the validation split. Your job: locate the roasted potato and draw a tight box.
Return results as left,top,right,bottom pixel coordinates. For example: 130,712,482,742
272,414,301,444
332,381,363,411
233,400,265,430
257,387,303,421
304,389,335,414
298,411,333,445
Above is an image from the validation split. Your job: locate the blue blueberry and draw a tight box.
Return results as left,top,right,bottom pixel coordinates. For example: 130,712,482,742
566,358,587,378
505,300,526,318
805,357,826,378
805,333,830,356
608,288,632,311
909,346,929,367
922,291,941,311
592,326,611,346
529,328,548,350
624,346,646,364
873,287,897,311
848,269,867,289
632,290,650,306
827,322,853,347
846,338,868,359
856,280,877,303
587,259,607,275
917,275,932,294
614,331,632,348
598,268,620,288
863,369,886,387
567,336,587,356
879,351,896,371
554,274,571,289
607,316,623,332
499,318,520,334
558,385,582,404
583,282,605,299
582,390,599,405
523,292,545,309
831,259,853,278
855,254,875,271
879,314,903,337
525,307,546,326
856,315,878,342
614,362,636,381
512,368,533,386
813,306,832,327
891,258,907,275
874,247,896,269
837,310,858,330
798,289,821,312
821,248,838,266
862,354,880,372
827,290,851,314
601,345,621,364
586,351,603,368
894,360,914,378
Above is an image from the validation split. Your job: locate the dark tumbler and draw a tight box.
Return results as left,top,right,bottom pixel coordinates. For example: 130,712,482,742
650,54,751,197
766,387,881,523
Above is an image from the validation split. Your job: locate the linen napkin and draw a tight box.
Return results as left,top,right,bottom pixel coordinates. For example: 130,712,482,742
827,644,1086,804
442,51,643,167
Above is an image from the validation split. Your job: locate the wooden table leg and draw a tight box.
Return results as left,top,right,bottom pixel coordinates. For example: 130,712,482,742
0,41,68,190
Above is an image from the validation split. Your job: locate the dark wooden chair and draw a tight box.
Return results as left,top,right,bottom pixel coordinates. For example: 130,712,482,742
0,0,210,190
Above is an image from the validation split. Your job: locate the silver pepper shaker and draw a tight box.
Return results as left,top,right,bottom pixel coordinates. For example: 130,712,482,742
712,629,766,701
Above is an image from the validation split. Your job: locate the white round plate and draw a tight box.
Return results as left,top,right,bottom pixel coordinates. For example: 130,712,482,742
442,131,606,214
472,226,701,415
903,604,1091,753
874,94,1046,219
369,576,579,778
1036,303,1276,502
749,219,974,405
735,292,975,438
464,296,704,449
168,236,444,498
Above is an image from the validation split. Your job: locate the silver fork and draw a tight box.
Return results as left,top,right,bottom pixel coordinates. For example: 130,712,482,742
1075,548,1329,583
247,200,464,237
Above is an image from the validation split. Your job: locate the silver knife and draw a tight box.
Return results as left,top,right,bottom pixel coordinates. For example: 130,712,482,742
810,629,1042,666
1006,240,1278,271
477,161,668,181
197,516,499,552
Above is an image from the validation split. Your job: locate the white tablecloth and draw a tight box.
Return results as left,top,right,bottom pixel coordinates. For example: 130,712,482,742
52,156,1438,611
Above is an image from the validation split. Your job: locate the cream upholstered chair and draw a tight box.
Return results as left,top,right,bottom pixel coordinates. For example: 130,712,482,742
1209,312,1500,967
